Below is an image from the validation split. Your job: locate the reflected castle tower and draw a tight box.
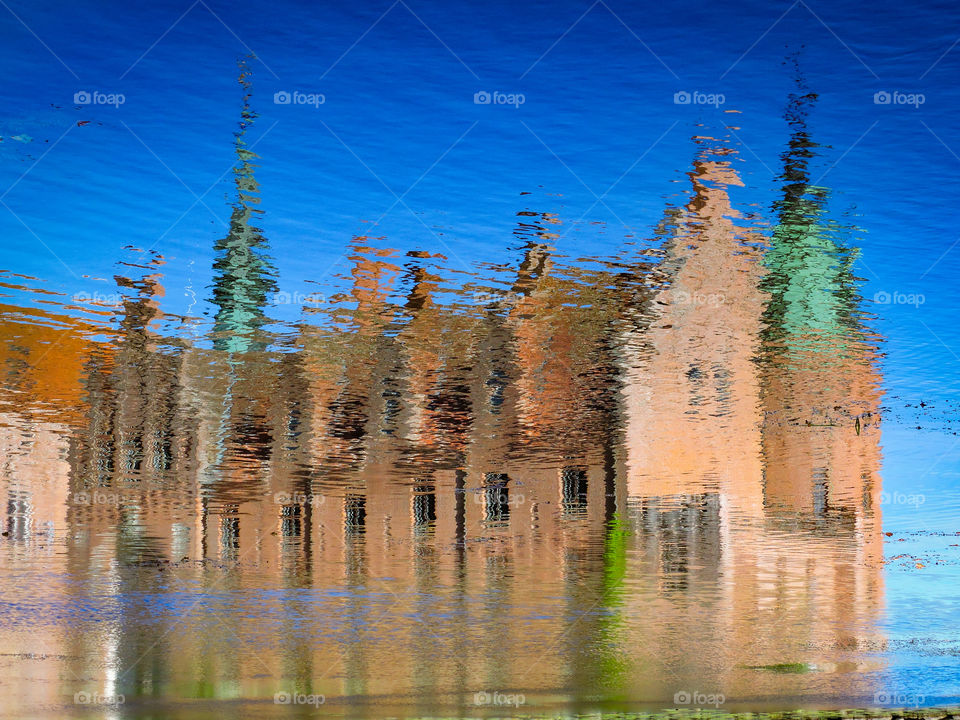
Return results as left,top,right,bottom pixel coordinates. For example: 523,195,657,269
210,56,278,354
610,98,886,700
620,133,768,514
759,73,883,519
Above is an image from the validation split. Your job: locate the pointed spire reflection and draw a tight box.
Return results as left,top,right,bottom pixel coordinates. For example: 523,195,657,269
759,61,883,519
210,56,278,353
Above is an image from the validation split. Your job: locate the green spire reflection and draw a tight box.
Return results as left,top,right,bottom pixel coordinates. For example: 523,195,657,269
760,72,865,361
210,56,278,353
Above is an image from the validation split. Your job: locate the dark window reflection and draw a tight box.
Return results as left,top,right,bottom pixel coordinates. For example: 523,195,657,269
345,495,366,535
561,466,588,515
484,472,510,525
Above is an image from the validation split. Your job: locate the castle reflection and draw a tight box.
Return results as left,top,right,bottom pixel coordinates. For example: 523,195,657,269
0,67,885,714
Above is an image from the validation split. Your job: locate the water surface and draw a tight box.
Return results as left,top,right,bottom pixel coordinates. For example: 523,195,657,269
2,0,960,717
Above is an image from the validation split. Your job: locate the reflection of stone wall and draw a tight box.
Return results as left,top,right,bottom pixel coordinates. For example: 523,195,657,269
0,414,73,710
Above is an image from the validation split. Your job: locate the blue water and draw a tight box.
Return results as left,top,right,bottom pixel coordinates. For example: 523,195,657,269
3,0,960,714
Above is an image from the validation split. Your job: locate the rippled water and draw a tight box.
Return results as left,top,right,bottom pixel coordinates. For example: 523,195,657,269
2,0,960,717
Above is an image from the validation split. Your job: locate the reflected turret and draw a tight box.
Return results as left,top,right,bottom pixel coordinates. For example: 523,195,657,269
210,57,278,353
759,68,883,519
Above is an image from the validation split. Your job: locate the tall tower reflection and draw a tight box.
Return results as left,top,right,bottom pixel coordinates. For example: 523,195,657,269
210,56,278,354
620,133,768,513
755,70,885,658
612,101,885,700
759,71,883,518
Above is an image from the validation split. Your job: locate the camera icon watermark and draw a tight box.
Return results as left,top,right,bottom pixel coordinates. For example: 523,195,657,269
273,90,325,108
473,489,525,508
878,491,925,508
473,690,525,707
674,690,725,708
274,691,325,706
273,291,327,306
668,289,726,307
471,290,522,306
473,90,525,108
874,690,925,707
673,90,725,107
71,491,120,506
73,91,125,108
274,491,326,507
873,290,925,307
74,691,125,706
873,91,925,107
72,291,123,306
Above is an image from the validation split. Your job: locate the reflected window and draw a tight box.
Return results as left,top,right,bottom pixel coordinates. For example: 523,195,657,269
219,506,240,559
345,495,366,535
6,491,30,541
281,503,302,538
413,488,436,530
646,493,721,594
813,468,829,517
561,467,588,515
484,472,509,524
486,370,507,412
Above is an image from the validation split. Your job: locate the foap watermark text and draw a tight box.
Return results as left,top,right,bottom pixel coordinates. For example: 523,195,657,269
74,91,125,108
674,91,725,107
874,91,925,108
674,690,725,708
473,690,525,707
274,91,325,107
474,91,525,108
